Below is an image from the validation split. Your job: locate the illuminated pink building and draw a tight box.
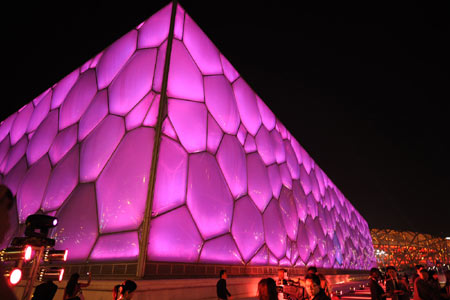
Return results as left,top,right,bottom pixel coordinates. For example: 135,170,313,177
0,2,375,275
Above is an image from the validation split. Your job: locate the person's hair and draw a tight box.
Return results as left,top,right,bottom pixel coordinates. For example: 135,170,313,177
415,265,424,270
370,268,379,276
113,284,121,300
258,278,277,300
219,269,226,278
119,280,137,296
0,184,14,209
65,273,80,296
386,266,396,272
307,266,318,273
428,270,437,277
305,273,321,287
420,269,428,275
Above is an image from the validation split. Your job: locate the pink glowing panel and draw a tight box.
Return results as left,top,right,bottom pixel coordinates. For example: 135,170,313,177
268,252,278,265
220,54,239,83
48,124,77,164
276,120,288,139
0,138,9,167
90,231,139,261
153,136,187,215
237,124,247,145
313,218,327,257
51,69,79,109
16,156,51,223
143,94,160,127
80,116,125,182
279,187,299,241
204,75,240,134
10,104,34,145
162,118,177,140
97,30,137,89
168,99,206,153
231,196,264,262
206,115,223,154
247,153,272,212
291,241,299,264
255,126,275,165
263,199,287,259
174,5,185,40
27,91,51,133
297,222,310,263
200,235,243,265
306,194,318,219
315,167,326,196
299,165,312,195
0,113,17,143
167,40,204,101
305,217,318,252
59,70,97,130
80,58,92,73
271,129,285,164
249,246,268,266
284,141,300,179
78,90,108,141
109,49,157,115
26,110,58,165
96,127,154,233
310,247,323,268
137,3,171,48
267,164,282,198
126,92,155,130
257,97,276,131
299,145,312,174
152,41,167,92
187,153,233,239
32,88,51,106
51,184,98,261
90,52,103,68
3,158,27,196
244,135,257,153
183,14,222,75
5,137,28,174
216,135,247,198
279,163,292,189
148,206,202,263
232,78,262,135
42,146,79,211
309,170,321,202
280,258,291,267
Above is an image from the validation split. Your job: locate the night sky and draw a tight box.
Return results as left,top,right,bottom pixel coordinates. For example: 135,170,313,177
3,1,449,237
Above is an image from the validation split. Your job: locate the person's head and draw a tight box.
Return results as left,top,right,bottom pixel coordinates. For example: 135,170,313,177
415,265,424,275
305,273,322,298
278,269,287,280
428,270,438,280
370,268,380,279
257,278,277,300
65,273,80,296
220,270,227,279
118,280,137,300
113,284,121,300
386,266,397,279
307,266,318,275
0,184,14,243
317,273,328,289
419,269,429,281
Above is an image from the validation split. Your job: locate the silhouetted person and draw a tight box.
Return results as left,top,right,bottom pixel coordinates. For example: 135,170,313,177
32,280,58,300
307,266,318,275
63,272,91,300
258,278,278,300
386,266,409,300
369,268,386,300
318,273,332,299
116,280,137,300
441,270,450,299
277,269,288,285
414,269,433,300
112,284,121,300
217,270,232,300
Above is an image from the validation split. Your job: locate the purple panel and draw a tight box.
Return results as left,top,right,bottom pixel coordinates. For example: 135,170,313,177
80,116,125,182
247,153,272,212
26,110,58,165
167,40,204,101
90,231,139,261
109,49,157,115
249,246,268,266
17,156,51,223
305,217,318,252
286,238,292,260
255,126,275,165
51,184,98,262
10,104,34,145
0,113,17,143
326,235,336,265
271,129,285,164
299,165,312,195
284,141,300,179
162,118,177,140
231,196,264,262
299,145,312,174
263,199,287,259
5,137,27,174
48,124,77,164
200,235,243,264
267,164,282,198
42,146,79,211
80,58,92,73
279,187,299,240
232,78,261,135
51,69,79,109
0,138,10,168
90,52,103,68
220,54,239,83
32,88,51,106
153,136,187,215
290,138,303,166
315,166,326,196
291,240,299,264
143,94,160,127
27,90,51,133
96,127,154,233
173,5,185,40
78,90,108,141
187,153,233,239
310,247,323,268
257,97,276,131
237,124,247,145
168,99,206,153
279,163,292,189
293,180,308,222
280,258,291,267
216,135,247,198
126,92,154,131
148,206,202,263
137,3,171,48
276,120,288,139
306,193,318,218
313,218,327,257
206,115,223,154
310,169,321,202
244,134,257,153
97,30,137,89
183,14,222,75
3,158,27,196
152,41,167,93
204,75,240,134
268,251,278,265
296,222,310,263
60,70,97,129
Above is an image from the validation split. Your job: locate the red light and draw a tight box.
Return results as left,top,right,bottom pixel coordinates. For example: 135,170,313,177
63,250,68,261
58,268,65,282
9,268,22,285
24,245,32,261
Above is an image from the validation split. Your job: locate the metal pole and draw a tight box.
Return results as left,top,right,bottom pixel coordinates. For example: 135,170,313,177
136,0,178,278
21,246,44,300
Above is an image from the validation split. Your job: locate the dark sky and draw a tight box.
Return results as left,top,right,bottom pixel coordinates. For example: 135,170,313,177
3,1,449,237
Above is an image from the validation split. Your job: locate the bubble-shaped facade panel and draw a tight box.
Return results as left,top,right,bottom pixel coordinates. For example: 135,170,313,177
220,54,239,83
3,158,27,196
125,92,155,131
232,78,261,136
206,115,223,154
51,69,79,109
247,153,272,212
10,103,34,145
27,91,52,133
5,136,28,174
263,199,287,259
138,3,171,48
48,124,77,164
78,90,109,141
279,187,299,241
90,231,139,261
255,126,276,165
26,110,58,165
199,235,243,265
